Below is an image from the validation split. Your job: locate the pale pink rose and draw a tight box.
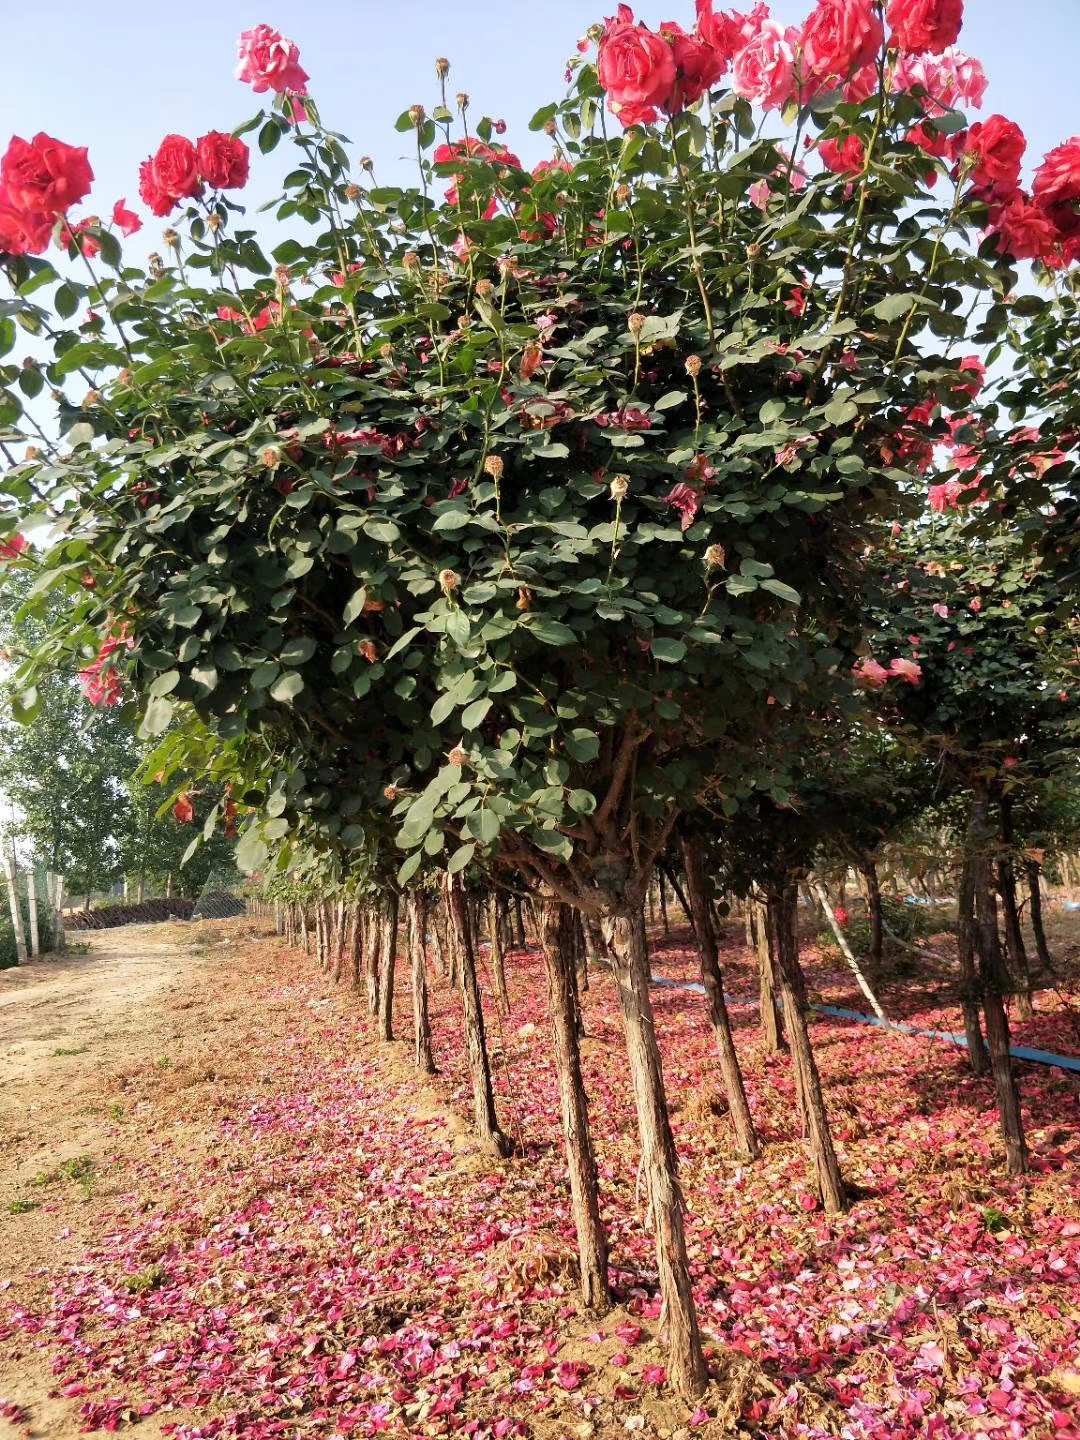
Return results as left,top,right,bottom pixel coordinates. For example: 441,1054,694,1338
853,657,890,688
889,656,922,684
731,20,798,110
891,46,986,112
932,603,949,618
235,24,309,95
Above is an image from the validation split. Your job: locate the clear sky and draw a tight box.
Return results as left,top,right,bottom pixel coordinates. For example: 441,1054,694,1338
3,0,1079,234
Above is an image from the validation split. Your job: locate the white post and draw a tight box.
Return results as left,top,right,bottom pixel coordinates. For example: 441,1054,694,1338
3,854,28,965
49,872,66,952
809,875,891,1026
26,869,40,956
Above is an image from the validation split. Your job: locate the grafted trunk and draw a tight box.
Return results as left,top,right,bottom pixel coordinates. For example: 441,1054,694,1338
971,792,1028,1176
430,905,449,978
572,909,590,995
601,892,707,1401
657,871,670,935
445,873,510,1156
750,890,785,1053
956,854,991,1074
365,906,381,1017
1025,861,1053,975
768,887,846,1213
489,893,510,1016
861,860,884,968
378,893,399,1042
408,891,436,1074
998,800,1033,1020
680,837,759,1160
538,895,610,1310
348,904,362,987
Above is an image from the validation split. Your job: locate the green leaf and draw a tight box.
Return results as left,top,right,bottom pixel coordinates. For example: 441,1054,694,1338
259,120,282,154
526,616,577,646
236,827,270,873
564,728,600,763
447,842,475,874
466,808,501,845
461,697,492,730
871,293,917,323
761,578,802,604
568,789,596,814
270,671,304,703
10,686,40,724
397,851,423,886
824,396,858,426
139,696,175,738
342,587,368,625
280,636,316,665
651,637,687,663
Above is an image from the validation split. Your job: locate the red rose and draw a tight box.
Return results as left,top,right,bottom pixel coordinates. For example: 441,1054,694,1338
695,0,764,63
963,115,1025,197
137,159,175,217
886,0,964,55
149,134,202,207
196,132,250,190
0,196,53,255
598,5,678,126
800,0,883,88
1033,137,1080,241
172,794,195,824
0,133,93,216
111,198,142,237
818,133,866,173
659,21,727,109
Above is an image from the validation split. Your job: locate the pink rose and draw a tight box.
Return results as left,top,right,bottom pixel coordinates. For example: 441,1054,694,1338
963,115,1026,197
695,0,767,62
0,534,28,561
598,5,678,126
886,0,964,55
1033,137,1080,242
235,24,309,95
111,198,142,236
0,198,53,255
892,47,985,111
800,0,883,90
0,133,93,216
731,19,798,111
818,133,866,173
196,132,250,190
853,657,890,689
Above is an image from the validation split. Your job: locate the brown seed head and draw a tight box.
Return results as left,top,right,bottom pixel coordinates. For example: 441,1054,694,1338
685,354,702,378
609,474,629,502
704,543,727,570
439,568,460,592
408,104,426,127
447,745,468,768
483,454,504,482
628,311,646,337
435,57,450,80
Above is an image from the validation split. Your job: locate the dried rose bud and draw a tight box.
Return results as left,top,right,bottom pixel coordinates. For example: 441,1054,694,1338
117,368,133,385
148,252,164,276
275,265,291,287
24,445,40,461
476,278,494,297
358,639,378,663
82,390,99,408
615,184,631,204
483,454,503,481
360,155,374,172
435,57,450,80
747,243,762,261
704,543,726,570
207,212,222,232
162,228,180,248
628,312,646,337
455,92,469,113
543,119,557,136
344,183,362,201
261,445,282,469
685,355,702,378
380,342,393,357
439,568,460,592
384,784,399,801
516,587,533,610
408,104,426,127
402,251,420,271
609,475,629,502
447,745,468,767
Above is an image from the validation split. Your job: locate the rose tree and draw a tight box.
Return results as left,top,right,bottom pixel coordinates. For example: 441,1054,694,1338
3,0,1078,1399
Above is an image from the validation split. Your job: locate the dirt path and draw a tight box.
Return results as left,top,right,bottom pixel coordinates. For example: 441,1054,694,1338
0,920,257,1438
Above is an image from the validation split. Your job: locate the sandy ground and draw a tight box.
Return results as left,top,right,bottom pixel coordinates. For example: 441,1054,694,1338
0,920,259,1438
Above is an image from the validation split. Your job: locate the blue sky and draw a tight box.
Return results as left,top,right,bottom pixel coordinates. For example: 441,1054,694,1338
2,0,1078,233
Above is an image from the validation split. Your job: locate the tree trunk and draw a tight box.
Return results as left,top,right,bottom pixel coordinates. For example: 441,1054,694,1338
348,904,361,987
538,895,610,1310
573,909,590,994
408,891,436,1074
657,871,670,936
445,873,510,1156
861,860,884,968
956,852,991,1074
971,792,1028,1176
378,893,399,1042
680,837,759,1160
768,888,846,1213
660,863,694,928
750,890,785,1053
998,800,1033,1020
600,893,707,1401
365,906,381,1017
1025,861,1053,976
489,892,510,1016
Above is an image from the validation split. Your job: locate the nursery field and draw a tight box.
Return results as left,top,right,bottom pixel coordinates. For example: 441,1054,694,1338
1,915,1078,1440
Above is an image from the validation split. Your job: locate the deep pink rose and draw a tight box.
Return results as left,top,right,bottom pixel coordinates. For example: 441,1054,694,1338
695,0,767,61
0,133,93,216
731,19,798,110
598,5,678,126
800,0,883,89
150,135,203,207
886,0,964,55
818,133,866,173
853,657,889,689
235,24,309,95
196,132,250,190
660,21,727,108
893,47,987,111
138,158,175,217
111,198,142,236
0,534,28,561
1033,137,1080,241
0,197,53,255
963,115,1025,196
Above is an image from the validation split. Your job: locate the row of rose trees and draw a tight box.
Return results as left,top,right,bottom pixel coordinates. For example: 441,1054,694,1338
2,0,1079,1399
